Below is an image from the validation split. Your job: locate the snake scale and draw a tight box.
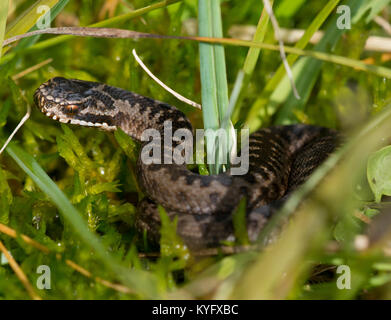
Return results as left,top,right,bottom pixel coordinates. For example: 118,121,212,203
34,77,339,249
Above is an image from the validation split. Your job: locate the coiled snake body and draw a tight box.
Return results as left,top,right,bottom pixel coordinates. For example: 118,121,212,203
35,77,339,249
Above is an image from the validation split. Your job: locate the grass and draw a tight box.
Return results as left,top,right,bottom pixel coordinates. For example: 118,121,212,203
198,0,230,174
1,0,391,300
0,1,8,60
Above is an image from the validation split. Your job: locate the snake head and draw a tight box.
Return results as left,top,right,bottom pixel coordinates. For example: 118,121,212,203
34,77,117,130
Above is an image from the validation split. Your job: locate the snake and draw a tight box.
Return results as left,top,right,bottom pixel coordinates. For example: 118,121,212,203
34,77,339,249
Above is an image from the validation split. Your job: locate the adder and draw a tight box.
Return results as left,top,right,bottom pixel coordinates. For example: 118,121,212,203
34,77,339,249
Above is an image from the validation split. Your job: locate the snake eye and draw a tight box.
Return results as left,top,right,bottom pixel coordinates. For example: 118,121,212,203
65,104,79,114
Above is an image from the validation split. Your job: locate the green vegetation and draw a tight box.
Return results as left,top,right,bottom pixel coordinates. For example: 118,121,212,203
1,0,391,299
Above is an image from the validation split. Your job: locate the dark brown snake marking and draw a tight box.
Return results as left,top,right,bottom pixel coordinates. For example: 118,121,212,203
34,77,339,249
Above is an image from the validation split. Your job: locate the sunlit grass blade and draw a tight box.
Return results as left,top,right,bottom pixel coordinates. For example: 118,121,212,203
94,0,182,27
266,0,341,93
198,0,229,174
10,0,69,53
0,0,8,60
5,142,161,298
275,0,306,17
3,0,63,55
231,1,273,123
5,0,59,38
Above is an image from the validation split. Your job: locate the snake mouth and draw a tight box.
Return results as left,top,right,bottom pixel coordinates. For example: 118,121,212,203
34,85,117,130
34,85,53,115
34,85,63,121
34,79,117,131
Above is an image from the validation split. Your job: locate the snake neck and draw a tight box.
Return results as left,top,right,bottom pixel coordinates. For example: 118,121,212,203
93,85,194,142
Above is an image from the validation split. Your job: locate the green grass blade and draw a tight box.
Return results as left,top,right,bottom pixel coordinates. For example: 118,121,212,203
6,142,161,298
198,0,229,174
357,0,391,23
210,0,229,126
1,0,182,65
265,0,341,96
198,0,220,175
9,0,69,53
231,0,273,123
244,0,341,130
3,0,61,55
93,0,182,27
5,0,59,38
275,0,306,18
0,0,8,60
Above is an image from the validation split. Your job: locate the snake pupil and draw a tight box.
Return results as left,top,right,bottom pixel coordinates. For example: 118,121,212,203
65,104,79,113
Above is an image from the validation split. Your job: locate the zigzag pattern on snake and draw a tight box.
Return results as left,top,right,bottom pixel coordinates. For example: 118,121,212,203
34,77,339,249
